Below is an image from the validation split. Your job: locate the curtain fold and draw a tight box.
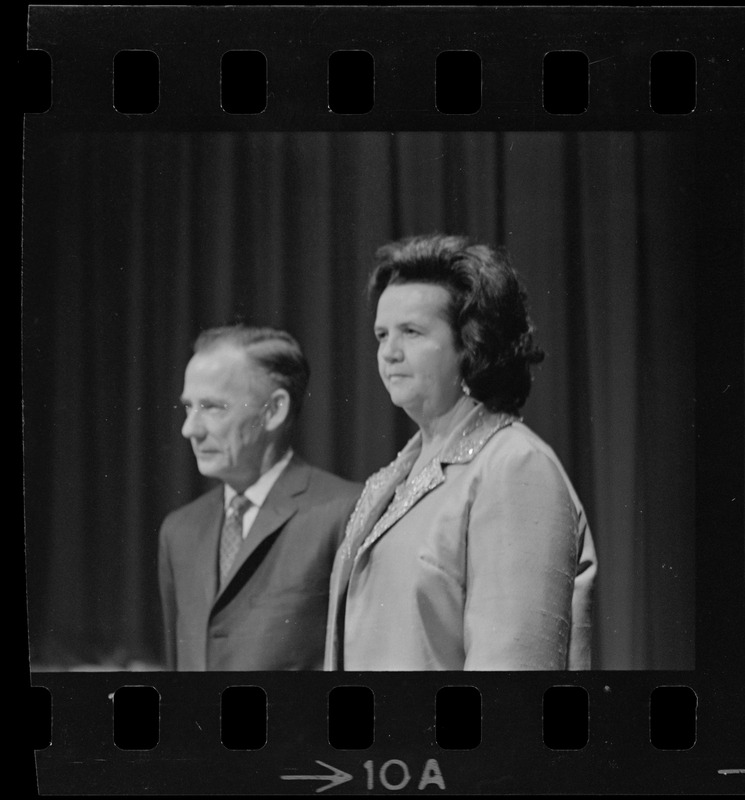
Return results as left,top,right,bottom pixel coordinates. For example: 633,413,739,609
24,130,703,669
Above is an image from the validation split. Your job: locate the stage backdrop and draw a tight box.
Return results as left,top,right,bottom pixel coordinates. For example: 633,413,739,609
24,130,708,670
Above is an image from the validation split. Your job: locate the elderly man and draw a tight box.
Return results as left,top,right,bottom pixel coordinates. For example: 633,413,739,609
158,325,360,670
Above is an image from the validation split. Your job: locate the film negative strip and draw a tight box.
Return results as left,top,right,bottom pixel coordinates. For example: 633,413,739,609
23,6,744,795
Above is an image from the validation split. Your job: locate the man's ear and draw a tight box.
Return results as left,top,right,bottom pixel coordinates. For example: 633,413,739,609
263,388,291,432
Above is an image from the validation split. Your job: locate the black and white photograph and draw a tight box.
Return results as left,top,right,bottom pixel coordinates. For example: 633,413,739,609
26,129,701,674
24,5,744,795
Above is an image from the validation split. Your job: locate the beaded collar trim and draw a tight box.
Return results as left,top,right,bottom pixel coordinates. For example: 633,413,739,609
340,407,518,560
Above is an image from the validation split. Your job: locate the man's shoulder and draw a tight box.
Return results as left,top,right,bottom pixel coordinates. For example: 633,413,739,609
162,485,223,527
294,457,362,501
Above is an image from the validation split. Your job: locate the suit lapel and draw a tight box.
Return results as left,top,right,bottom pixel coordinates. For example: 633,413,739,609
213,456,308,603
190,488,223,609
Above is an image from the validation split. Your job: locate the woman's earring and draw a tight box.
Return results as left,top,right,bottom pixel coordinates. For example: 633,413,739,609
461,380,471,397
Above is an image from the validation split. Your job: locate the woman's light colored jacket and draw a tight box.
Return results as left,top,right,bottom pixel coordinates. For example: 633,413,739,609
325,403,597,671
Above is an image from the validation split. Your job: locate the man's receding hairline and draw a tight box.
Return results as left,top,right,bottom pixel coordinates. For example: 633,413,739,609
190,341,275,386
196,336,294,361
191,331,306,416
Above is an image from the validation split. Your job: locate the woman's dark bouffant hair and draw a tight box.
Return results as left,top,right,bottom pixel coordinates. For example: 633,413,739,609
369,233,545,415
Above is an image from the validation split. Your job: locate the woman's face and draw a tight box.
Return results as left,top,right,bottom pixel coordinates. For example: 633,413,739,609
374,282,463,424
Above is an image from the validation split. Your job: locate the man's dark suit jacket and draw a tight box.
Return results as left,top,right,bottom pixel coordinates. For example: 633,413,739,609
158,455,361,670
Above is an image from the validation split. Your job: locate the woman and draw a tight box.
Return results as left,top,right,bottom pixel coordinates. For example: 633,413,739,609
325,233,597,671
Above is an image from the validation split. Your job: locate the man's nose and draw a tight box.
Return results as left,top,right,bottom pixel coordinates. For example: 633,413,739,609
181,409,204,439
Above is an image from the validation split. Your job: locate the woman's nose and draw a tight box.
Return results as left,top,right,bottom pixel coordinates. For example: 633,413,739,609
380,335,402,362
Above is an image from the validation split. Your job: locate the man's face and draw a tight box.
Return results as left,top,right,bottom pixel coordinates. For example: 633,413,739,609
180,342,271,491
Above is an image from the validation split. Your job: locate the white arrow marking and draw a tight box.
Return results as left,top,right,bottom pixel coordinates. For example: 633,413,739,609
280,760,354,793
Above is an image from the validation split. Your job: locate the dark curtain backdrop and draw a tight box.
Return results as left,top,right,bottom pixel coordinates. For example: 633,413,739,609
24,131,701,671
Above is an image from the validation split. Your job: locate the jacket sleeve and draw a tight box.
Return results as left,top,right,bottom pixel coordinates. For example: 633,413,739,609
463,446,579,670
157,520,177,670
568,515,597,669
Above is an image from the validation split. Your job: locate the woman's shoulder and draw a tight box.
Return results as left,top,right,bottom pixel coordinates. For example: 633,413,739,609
463,414,569,481
442,406,555,466
477,417,585,512
490,419,559,459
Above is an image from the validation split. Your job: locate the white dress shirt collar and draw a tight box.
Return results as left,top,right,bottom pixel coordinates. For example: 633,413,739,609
224,447,294,515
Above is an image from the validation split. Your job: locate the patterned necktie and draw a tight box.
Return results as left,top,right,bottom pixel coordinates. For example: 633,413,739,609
219,494,252,587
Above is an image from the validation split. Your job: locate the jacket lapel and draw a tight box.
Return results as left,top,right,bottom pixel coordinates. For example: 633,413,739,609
190,488,224,609
353,407,517,559
358,459,445,554
336,439,419,566
213,455,308,602
326,443,418,665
